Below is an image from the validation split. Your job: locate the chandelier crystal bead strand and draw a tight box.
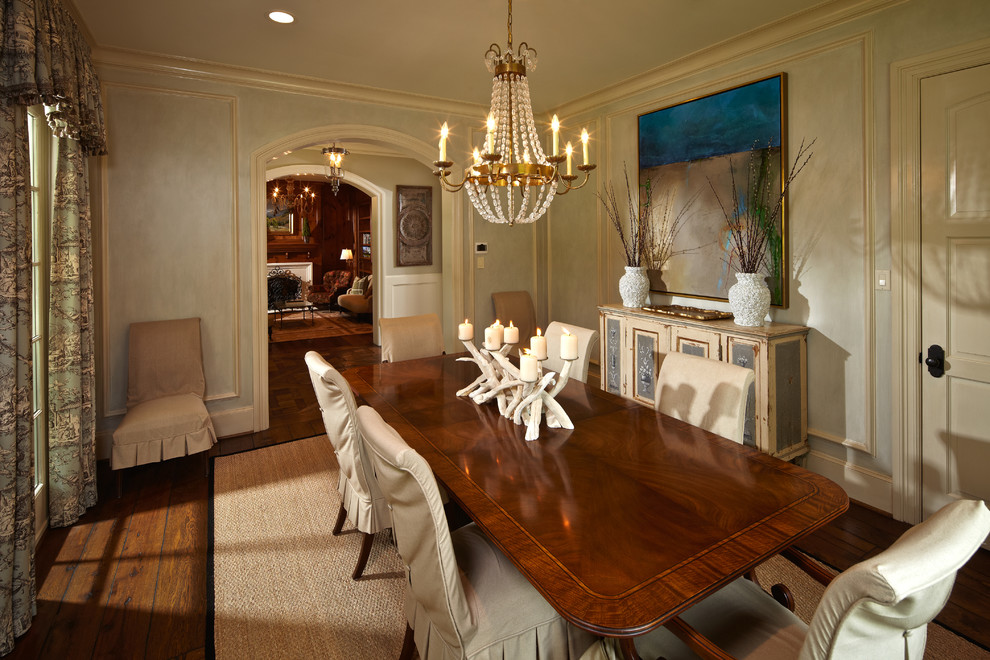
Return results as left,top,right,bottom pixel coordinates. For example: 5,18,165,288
434,0,595,225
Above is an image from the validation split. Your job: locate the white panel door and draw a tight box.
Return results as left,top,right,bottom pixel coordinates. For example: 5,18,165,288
920,63,990,519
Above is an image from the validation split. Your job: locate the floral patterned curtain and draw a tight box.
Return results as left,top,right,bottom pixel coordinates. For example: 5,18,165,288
47,133,96,527
1,0,108,156
0,100,38,657
1,0,106,652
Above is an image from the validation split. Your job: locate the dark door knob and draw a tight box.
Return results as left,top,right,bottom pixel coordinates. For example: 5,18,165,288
925,344,945,378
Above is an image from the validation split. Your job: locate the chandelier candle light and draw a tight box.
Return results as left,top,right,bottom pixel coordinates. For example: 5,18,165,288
434,0,595,225
271,179,317,216
322,143,349,195
457,320,576,441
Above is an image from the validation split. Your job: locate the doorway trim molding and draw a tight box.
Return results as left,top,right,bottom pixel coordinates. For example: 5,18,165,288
250,124,454,432
890,37,990,523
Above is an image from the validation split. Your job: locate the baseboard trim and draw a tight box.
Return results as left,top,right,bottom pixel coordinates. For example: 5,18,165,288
211,406,255,438
805,449,892,513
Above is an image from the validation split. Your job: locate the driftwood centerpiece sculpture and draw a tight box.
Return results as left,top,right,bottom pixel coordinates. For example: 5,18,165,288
456,320,576,441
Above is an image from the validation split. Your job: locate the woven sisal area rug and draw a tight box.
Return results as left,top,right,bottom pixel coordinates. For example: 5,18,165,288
210,436,406,659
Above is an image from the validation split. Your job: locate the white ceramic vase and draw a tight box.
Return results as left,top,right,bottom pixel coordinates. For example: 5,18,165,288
619,266,649,308
728,272,770,326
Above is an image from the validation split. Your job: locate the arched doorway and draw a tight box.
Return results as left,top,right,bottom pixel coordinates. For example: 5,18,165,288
251,125,453,431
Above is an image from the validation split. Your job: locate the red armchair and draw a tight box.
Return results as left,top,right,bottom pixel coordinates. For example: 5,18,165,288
308,270,353,308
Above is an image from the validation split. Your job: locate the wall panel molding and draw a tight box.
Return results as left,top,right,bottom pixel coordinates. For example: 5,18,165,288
100,82,240,417
384,273,443,319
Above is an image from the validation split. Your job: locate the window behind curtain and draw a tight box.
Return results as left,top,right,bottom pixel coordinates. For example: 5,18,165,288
28,107,51,536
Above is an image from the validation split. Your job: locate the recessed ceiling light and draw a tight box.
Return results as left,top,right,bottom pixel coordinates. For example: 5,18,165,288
268,10,294,24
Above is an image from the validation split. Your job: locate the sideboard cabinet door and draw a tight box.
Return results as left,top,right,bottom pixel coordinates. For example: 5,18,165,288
601,314,624,396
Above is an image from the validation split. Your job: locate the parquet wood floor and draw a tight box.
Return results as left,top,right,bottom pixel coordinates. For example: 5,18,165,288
8,328,989,658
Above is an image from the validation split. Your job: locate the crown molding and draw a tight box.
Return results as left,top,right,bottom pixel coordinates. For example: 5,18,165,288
555,0,905,117
91,45,488,118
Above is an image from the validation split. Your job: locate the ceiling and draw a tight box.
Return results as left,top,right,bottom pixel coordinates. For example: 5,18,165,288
70,0,839,112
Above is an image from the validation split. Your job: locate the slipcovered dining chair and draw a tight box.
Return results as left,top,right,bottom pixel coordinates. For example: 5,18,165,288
355,405,599,660
379,313,444,363
112,318,217,493
305,351,391,580
584,498,990,660
492,290,537,347
544,321,600,384
654,351,754,444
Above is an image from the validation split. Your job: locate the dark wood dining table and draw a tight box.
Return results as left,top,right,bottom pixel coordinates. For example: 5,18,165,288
344,353,848,657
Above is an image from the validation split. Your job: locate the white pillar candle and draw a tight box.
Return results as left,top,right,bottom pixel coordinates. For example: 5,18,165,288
486,113,495,154
565,143,573,176
458,319,473,341
560,328,578,360
530,328,548,360
484,325,501,351
519,351,538,382
492,319,504,345
503,321,519,345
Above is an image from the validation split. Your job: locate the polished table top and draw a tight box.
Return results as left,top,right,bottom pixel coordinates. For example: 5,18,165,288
345,354,848,639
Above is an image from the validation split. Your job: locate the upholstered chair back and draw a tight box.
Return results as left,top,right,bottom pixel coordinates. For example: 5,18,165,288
379,313,444,363
799,498,990,660
356,405,474,656
304,351,389,534
324,269,353,292
544,322,600,384
492,290,537,348
126,318,207,409
654,351,754,444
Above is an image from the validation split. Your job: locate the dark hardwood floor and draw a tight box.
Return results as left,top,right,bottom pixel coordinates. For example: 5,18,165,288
8,329,990,658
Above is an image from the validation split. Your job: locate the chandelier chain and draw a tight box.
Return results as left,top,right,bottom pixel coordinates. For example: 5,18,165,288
507,0,512,50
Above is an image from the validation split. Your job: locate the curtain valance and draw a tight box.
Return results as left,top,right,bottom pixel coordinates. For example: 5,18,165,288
1,0,107,155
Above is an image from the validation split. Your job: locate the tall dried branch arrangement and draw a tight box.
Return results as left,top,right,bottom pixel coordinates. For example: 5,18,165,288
710,138,815,274
641,176,703,272
598,164,646,267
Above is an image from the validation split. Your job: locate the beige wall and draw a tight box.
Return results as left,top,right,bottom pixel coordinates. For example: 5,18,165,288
92,0,990,514
546,0,990,511
93,63,483,456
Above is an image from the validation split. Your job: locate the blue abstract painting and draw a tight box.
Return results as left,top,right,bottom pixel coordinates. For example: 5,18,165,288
638,74,787,306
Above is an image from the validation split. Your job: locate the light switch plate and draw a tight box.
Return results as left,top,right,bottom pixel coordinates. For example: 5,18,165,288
477,256,485,269
876,269,890,290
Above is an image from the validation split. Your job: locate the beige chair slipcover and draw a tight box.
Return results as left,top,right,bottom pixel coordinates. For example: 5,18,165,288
583,498,990,660
380,313,444,363
355,405,598,660
305,351,390,578
654,351,754,444
492,290,537,348
112,318,217,469
544,322,600,384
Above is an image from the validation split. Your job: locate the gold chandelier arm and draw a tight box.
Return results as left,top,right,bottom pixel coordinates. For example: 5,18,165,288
555,164,597,195
434,161,471,192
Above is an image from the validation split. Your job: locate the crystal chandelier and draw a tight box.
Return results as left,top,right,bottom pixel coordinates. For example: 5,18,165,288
434,0,595,226
271,179,317,215
322,143,349,195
